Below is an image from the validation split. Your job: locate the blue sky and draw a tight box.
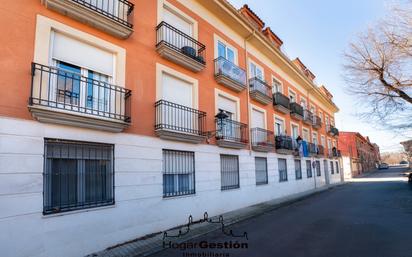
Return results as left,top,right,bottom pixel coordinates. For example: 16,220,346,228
230,0,408,152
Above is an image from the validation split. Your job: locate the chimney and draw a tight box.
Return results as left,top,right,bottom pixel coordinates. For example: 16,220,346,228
262,27,283,49
239,4,265,31
292,58,316,82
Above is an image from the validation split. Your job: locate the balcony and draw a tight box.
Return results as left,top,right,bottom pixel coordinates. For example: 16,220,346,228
275,135,298,155
312,115,322,129
331,126,339,137
214,57,247,92
28,63,131,132
303,109,313,125
251,128,275,152
249,77,272,105
215,118,248,149
329,147,341,159
290,102,304,120
308,142,318,157
155,100,206,143
156,22,206,72
43,0,134,38
317,145,325,157
273,92,290,114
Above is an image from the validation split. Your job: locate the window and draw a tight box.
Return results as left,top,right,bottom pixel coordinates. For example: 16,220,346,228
272,77,283,93
249,62,264,80
43,139,114,214
316,160,321,176
278,158,288,182
330,161,334,174
163,7,193,36
289,90,296,103
300,98,307,110
275,118,285,136
312,133,318,145
291,124,299,140
302,128,310,142
335,162,340,174
163,150,195,197
306,160,313,178
295,160,302,180
310,105,315,114
319,111,323,123
255,157,268,185
221,155,239,190
325,116,329,127
218,41,235,63
321,136,326,147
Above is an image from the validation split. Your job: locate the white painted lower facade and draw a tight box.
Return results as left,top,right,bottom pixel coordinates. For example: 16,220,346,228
0,116,343,257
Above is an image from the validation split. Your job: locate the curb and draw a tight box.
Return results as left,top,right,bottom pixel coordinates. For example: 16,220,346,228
86,183,344,257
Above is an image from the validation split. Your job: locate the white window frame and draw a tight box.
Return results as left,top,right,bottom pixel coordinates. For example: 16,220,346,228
274,115,286,136
214,34,238,65
290,122,300,139
248,59,264,80
272,75,283,94
302,127,310,142
250,104,267,129
215,88,240,121
288,89,297,103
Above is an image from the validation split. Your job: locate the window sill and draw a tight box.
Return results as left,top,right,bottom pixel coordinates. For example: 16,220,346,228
163,193,196,200
42,204,116,218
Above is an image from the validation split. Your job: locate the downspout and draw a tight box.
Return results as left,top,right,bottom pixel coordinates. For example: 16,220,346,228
244,30,256,155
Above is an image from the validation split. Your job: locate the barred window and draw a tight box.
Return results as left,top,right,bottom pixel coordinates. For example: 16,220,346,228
306,160,313,178
221,155,239,190
316,160,321,177
44,139,114,215
278,158,288,182
330,161,334,174
335,161,340,174
255,157,268,185
295,159,302,180
163,150,195,197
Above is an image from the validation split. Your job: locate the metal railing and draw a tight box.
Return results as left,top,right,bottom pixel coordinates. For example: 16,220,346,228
312,115,322,127
155,100,206,136
216,118,248,143
70,0,134,28
156,21,206,64
214,57,246,86
308,142,318,154
303,109,313,123
290,102,304,117
249,77,272,98
273,92,290,109
275,135,295,151
251,128,275,148
30,63,131,122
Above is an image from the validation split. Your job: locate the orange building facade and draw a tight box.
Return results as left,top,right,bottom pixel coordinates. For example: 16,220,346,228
0,1,341,256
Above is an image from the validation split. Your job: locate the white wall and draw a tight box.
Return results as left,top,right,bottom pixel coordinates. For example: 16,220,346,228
0,117,338,257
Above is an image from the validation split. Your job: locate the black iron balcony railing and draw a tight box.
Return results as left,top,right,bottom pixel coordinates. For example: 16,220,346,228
303,109,313,123
29,62,131,122
249,77,272,98
216,118,248,143
273,92,290,110
290,102,304,117
251,128,275,148
155,100,206,136
331,126,339,136
214,57,246,86
312,115,322,128
331,147,341,157
156,21,206,64
71,0,134,28
308,142,317,154
275,135,295,151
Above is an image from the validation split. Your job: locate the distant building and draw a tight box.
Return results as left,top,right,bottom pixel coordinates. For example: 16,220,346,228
401,140,412,168
338,132,380,178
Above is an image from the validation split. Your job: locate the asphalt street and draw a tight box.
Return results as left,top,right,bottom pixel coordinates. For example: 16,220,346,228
151,166,412,257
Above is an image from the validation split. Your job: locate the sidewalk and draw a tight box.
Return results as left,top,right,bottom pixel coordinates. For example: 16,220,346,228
86,183,344,257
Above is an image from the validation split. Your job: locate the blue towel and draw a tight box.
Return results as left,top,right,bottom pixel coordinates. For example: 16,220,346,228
302,141,309,157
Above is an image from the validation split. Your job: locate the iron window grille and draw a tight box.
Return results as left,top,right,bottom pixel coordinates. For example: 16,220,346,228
214,56,246,86
316,160,321,177
295,159,302,180
156,21,206,64
306,160,313,178
155,100,206,136
221,155,240,190
255,157,268,185
278,158,288,182
30,63,131,122
162,150,195,198
69,0,134,28
43,139,114,215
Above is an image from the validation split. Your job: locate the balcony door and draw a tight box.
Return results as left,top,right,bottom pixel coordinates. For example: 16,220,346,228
162,73,195,132
217,95,238,140
163,7,193,51
274,118,285,136
249,62,264,80
88,0,119,17
252,108,266,144
272,77,283,94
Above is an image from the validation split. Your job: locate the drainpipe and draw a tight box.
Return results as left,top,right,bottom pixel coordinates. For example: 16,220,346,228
244,30,256,155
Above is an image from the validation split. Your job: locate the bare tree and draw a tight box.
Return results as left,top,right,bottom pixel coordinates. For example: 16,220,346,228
343,1,412,131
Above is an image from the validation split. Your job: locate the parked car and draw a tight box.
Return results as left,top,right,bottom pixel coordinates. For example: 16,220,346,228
400,160,408,165
378,163,389,169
